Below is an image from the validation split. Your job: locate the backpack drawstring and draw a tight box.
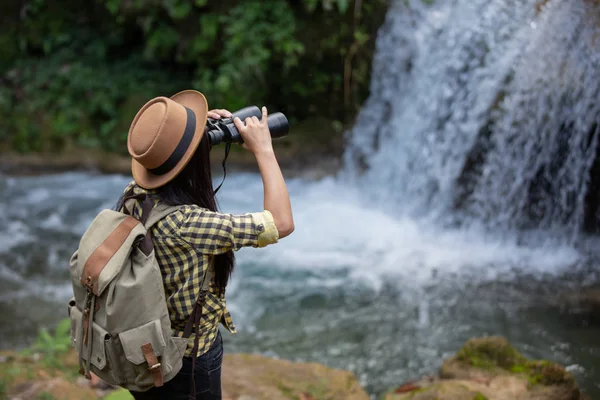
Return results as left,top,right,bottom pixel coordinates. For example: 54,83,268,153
187,291,207,399
77,291,90,376
84,294,97,379
78,290,96,380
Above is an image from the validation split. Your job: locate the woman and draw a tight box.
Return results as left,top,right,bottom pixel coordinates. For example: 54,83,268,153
117,90,294,399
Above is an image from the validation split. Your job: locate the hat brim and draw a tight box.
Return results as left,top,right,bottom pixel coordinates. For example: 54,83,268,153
132,90,208,189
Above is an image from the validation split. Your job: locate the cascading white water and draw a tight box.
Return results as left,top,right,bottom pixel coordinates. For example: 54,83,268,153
344,0,600,241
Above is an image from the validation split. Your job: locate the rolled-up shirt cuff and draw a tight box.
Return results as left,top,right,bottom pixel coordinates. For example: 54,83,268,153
250,210,279,247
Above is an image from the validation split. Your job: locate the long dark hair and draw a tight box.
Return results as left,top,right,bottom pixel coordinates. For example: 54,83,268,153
119,135,235,296
159,136,234,296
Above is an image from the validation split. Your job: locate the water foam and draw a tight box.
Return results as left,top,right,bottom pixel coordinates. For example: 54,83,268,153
226,176,581,292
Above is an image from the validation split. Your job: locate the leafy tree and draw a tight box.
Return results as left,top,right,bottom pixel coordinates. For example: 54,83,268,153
1,0,389,153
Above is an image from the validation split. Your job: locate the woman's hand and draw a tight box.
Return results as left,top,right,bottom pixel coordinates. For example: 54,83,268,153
207,109,232,120
233,106,273,154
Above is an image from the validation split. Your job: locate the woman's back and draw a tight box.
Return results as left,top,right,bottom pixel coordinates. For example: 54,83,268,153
122,181,278,358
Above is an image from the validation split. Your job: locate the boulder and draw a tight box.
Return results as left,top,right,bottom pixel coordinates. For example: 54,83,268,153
384,337,589,400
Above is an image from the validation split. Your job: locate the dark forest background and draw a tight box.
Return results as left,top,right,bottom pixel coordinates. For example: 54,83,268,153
0,0,388,158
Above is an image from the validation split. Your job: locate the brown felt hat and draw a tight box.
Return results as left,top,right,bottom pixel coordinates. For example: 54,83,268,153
127,90,208,189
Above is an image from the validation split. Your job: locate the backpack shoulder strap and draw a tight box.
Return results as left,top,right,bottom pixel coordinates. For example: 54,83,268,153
134,202,182,256
144,204,184,230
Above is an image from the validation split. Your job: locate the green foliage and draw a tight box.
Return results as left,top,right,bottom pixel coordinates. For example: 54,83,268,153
0,379,7,400
21,318,72,370
3,52,185,153
36,392,56,400
2,0,388,154
104,389,134,400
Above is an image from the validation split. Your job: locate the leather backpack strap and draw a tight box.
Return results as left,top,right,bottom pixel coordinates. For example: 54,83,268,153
181,262,215,397
134,202,182,256
122,193,148,218
182,264,214,339
142,343,164,387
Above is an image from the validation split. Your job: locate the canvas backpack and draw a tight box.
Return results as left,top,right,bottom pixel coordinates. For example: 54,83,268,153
67,193,212,392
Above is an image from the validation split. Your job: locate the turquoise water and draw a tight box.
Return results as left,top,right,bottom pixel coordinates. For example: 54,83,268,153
0,172,598,397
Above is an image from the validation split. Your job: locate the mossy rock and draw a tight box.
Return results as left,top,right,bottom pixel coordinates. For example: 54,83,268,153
455,336,526,371
523,360,576,387
442,337,576,386
435,337,585,400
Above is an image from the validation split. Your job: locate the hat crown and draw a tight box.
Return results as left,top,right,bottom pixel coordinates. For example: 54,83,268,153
127,90,208,189
129,101,167,157
128,97,188,170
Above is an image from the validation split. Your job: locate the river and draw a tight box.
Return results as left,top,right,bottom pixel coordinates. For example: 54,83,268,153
0,172,599,397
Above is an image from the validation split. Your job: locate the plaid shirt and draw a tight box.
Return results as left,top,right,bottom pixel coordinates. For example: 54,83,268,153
123,182,279,356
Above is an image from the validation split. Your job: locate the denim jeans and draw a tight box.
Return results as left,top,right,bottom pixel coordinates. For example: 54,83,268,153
130,332,223,400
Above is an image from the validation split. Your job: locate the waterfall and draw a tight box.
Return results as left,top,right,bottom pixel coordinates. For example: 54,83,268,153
344,0,600,242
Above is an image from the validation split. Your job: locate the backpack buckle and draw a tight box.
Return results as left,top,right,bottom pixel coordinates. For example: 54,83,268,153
148,362,161,371
142,343,164,386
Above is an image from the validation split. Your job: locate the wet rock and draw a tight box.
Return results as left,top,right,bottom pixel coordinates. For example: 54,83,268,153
385,336,588,400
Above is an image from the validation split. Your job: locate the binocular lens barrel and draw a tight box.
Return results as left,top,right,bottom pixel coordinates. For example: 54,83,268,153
232,106,261,121
206,106,289,146
266,113,289,139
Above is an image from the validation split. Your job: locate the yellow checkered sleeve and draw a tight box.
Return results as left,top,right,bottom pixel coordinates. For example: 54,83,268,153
178,206,279,253
121,182,279,357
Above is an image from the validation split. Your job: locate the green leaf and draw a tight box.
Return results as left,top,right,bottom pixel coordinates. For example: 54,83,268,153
304,0,319,12
37,329,53,347
105,0,120,15
194,0,208,7
104,389,135,400
55,318,71,339
337,0,349,13
353,30,369,44
166,1,192,20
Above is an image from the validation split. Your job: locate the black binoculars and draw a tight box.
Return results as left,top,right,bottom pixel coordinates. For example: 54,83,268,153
205,106,289,146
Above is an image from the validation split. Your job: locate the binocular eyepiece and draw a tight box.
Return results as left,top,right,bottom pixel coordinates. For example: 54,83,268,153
206,106,289,146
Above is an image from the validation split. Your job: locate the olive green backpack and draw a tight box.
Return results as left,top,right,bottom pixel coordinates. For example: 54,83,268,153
67,194,211,392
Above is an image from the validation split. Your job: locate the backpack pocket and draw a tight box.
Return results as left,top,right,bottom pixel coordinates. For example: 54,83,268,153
67,299,114,382
119,319,166,364
111,319,170,390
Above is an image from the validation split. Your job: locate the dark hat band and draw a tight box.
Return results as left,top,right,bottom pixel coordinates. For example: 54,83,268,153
148,106,196,176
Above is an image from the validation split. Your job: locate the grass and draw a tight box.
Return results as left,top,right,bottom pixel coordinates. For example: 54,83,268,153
36,393,56,400
306,378,333,399
20,318,72,371
277,382,299,399
0,380,7,400
104,389,134,400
